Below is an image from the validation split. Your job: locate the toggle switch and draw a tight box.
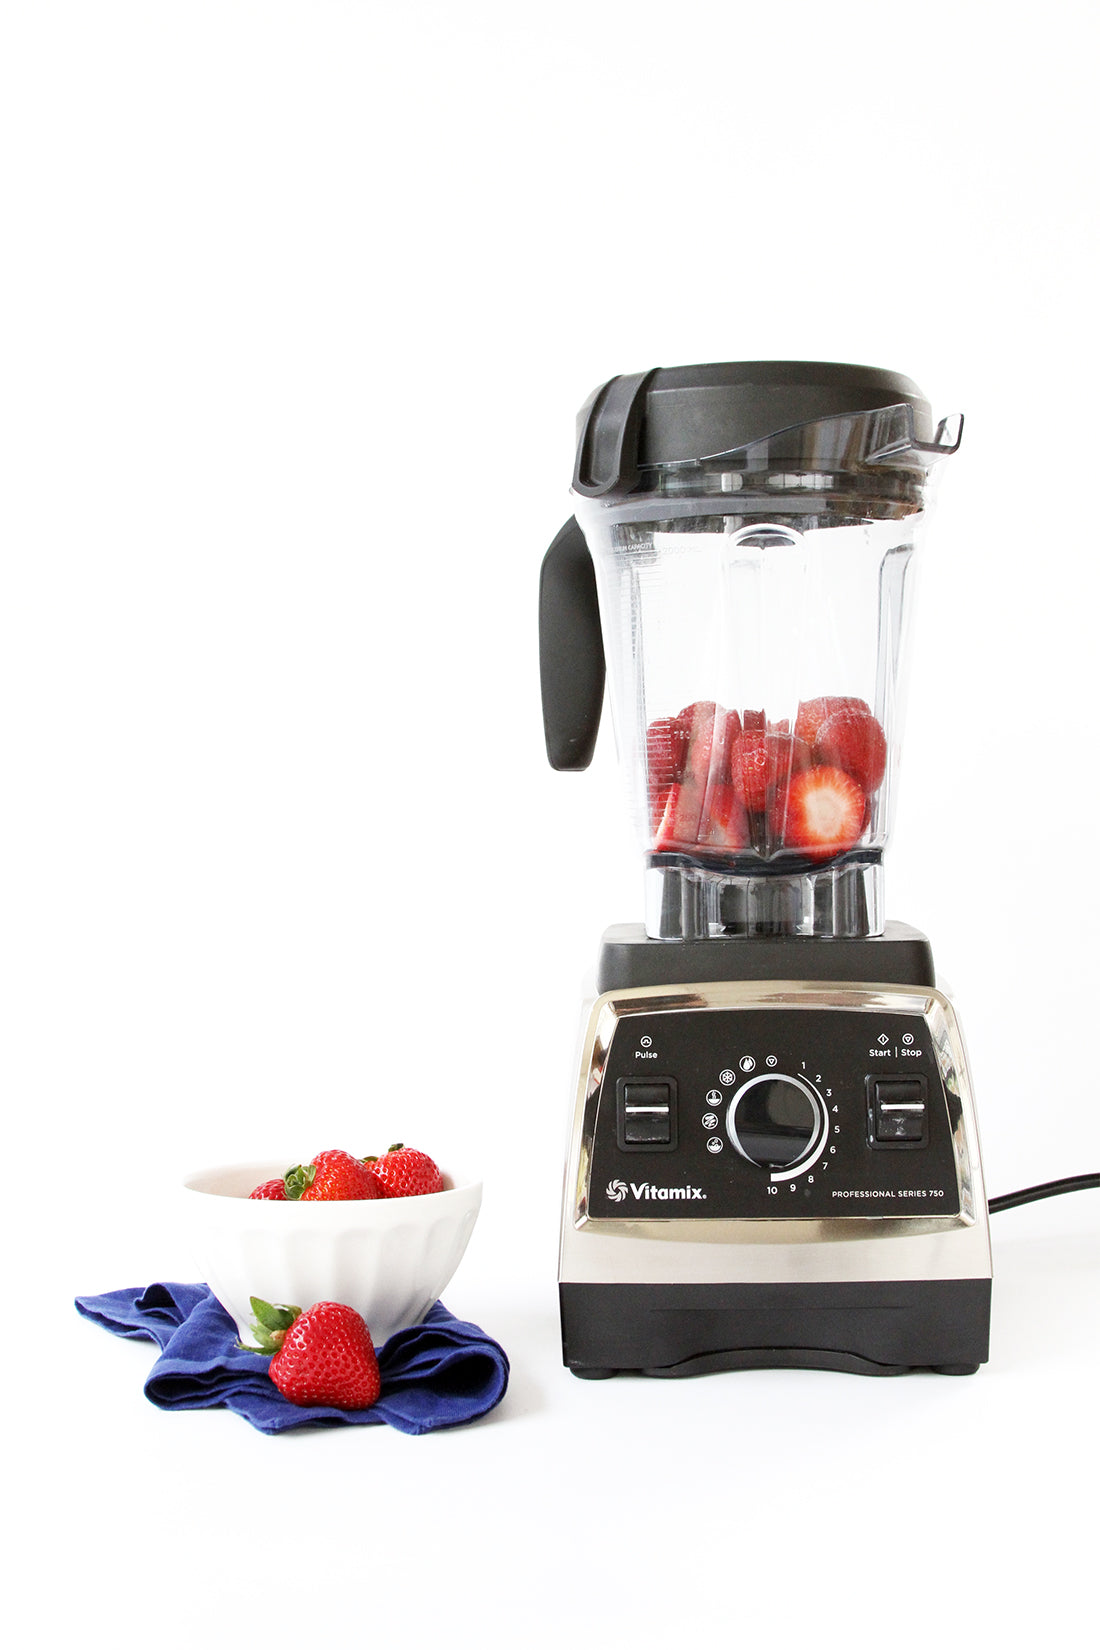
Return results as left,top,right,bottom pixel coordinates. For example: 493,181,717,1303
868,1076,928,1147
617,1079,678,1150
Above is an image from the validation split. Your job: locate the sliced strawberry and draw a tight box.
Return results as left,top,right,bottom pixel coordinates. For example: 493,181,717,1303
813,706,887,794
766,731,811,791
775,765,867,861
697,781,750,850
651,701,736,847
731,728,810,814
646,715,688,789
654,781,693,850
794,695,871,748
649,781,673,834
731,727,770,812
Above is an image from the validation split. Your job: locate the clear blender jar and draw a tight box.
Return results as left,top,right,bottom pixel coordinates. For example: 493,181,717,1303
540,362,961,940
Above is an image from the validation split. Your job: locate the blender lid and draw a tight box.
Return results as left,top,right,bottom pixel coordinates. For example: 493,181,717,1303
572,360,948,499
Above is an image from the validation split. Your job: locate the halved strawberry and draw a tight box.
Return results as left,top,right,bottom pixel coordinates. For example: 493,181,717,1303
730,727,770,813
696,781,750,850
652,701,737,847
649,781,673,834
731,728,810,814
654,781,693,850
794,695,871,748
646,715,688,789
775,765,867,861
813,706,887,794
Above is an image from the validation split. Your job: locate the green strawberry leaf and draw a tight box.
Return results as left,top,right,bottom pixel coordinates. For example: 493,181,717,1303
250,1297,300,1335
238,1296,301,1354
283,1163,317,1200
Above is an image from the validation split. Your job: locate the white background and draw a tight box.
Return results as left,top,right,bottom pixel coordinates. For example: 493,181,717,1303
3,2,1098,1644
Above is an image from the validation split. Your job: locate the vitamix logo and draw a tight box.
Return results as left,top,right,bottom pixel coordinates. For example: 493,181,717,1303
606,1179,706,1203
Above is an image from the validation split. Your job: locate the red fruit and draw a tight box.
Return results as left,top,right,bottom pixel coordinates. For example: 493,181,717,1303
646,715,688,788
249,1178,287,1201
731,727,770,812
649,781,673,833
776,765,867,861
366,1143,445,1199
652,701,737,847
247,1298,381,1410
654,781,693,850
813,706,887,794
731,729,810,814
285,1148,384,1202
696,781,750,850
794,695,871,748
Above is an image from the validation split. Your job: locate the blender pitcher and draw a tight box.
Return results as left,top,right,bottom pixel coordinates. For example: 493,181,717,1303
540,361,962,940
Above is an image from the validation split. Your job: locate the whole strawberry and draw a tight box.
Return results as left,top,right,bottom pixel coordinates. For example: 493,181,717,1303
284,1148,384,1202
244,1296,381,1410
249,1177,287,1201
365,1143,444,1198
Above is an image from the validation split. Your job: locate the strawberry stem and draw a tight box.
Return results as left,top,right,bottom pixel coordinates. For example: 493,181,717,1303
283,1163,317,1200
240,1296,302,1355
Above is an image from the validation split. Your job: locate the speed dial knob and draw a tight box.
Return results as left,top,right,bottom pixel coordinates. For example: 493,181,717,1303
728,1074,823,1169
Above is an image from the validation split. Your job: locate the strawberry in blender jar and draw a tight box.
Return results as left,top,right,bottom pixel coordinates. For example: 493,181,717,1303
542,362,960,939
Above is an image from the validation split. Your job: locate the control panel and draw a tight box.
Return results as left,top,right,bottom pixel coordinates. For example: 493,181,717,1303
585,1004,961,1220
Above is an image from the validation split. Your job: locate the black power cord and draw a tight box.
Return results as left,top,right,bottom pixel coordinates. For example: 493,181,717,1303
988,1173,1100,1215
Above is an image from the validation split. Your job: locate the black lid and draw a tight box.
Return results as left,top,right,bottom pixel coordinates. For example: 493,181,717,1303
572,360,938,499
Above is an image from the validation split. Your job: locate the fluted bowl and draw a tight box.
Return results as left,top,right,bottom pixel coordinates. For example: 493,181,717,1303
180,1160,482,1347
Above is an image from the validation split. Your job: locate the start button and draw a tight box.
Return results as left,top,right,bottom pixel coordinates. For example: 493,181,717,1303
868,1076,928,1147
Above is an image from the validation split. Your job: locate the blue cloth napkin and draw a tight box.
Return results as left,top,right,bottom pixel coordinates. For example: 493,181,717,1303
75,1283,509,1435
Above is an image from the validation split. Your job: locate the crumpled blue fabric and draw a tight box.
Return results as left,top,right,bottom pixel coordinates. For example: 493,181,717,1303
75,1282,509,1435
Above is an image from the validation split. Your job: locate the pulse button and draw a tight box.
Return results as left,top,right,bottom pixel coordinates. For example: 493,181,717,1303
617,1079,678,1150
869,1077,928,1147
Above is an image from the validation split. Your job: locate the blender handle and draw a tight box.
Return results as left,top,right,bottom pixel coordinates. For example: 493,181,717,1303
539,516,605,770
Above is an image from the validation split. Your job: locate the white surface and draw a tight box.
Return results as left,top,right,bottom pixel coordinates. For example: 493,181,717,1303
4,3,1098,1645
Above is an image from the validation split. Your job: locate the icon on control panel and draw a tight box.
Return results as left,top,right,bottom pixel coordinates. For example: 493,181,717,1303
706,1137,724,1154
878,1034,890,1046
640,1036,652,1048
766,1055,778,1068
719,1069,735,1086
701,1112,719,1130
739,1056,755,1073
706,1088,723,1103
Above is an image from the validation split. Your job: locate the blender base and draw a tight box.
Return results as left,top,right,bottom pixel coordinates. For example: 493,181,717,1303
560,1279,990,1379
558,931,992,1381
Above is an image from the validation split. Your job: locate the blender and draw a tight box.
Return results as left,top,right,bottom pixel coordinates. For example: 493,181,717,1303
540,360,991,1377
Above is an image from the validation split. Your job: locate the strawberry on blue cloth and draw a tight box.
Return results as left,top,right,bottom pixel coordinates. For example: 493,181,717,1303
75,1282,509,1435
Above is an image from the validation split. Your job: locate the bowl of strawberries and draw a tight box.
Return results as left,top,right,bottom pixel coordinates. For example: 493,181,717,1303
180,1144,481,1348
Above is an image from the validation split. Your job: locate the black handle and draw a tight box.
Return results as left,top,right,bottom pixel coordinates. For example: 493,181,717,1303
539,517,605,770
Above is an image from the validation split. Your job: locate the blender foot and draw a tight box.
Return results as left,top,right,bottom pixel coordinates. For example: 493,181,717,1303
570,1366,617,1380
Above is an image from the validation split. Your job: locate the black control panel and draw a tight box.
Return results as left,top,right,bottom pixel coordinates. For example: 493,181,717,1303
586,1007,961,1219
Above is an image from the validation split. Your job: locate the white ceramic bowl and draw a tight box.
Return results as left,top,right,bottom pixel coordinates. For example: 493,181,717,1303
180,1160,482,1347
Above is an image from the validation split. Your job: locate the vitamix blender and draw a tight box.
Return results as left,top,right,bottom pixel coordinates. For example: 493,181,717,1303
540,361,991,1377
